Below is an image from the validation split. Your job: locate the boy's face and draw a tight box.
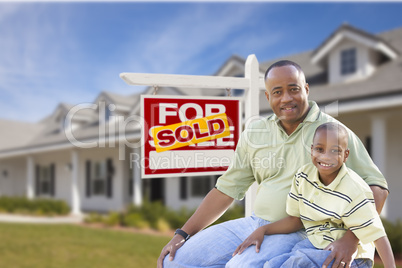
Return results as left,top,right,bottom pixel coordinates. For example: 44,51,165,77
311,129,349,182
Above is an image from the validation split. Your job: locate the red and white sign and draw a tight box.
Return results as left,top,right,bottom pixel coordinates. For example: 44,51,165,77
141,95,241,178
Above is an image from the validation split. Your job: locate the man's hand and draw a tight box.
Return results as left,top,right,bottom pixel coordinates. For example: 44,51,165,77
232,227,265,256
322,230,358,268
157,235,186,268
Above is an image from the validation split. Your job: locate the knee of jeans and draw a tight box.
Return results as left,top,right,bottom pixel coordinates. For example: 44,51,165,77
350,259,373,268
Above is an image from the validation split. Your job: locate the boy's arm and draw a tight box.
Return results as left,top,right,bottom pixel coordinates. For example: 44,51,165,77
233,216,303,256
374,236,396,268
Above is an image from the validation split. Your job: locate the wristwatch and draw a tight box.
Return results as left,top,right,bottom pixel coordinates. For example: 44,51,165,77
175,229,190,241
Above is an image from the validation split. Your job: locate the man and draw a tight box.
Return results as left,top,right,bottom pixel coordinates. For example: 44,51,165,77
158,60,389,268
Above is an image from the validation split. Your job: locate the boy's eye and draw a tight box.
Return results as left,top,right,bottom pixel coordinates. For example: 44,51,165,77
314,147,323,152
331,149,341,153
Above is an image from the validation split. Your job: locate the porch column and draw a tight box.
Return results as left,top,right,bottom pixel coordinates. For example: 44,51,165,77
71,150,82,215
26,156,34,199
371,114,388,218
132,147,142,206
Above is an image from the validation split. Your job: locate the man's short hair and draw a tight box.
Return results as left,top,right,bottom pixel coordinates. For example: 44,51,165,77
264,60,304,79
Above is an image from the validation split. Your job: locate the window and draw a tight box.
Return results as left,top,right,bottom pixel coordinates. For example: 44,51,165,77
341,48,357,75
39,166,51,194
35,164,55,196
92,161,107,195
191,176,212,197
86,159,113,198
180,177,187,200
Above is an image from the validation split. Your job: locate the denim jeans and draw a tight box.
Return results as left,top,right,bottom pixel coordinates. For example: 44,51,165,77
163,214,306,268
263,238,373,268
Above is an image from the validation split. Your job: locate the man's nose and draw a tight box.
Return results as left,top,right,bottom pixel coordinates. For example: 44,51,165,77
282,91,293,102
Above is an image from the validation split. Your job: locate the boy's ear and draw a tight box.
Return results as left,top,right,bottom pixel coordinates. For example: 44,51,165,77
344,149,350,162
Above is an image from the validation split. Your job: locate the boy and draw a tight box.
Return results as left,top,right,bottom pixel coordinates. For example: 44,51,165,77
233,122,395,268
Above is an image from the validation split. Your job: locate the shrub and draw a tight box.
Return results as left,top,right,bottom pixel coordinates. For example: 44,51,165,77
214,204,245,225
164,206,194,229
103,212,121,227
0,196,70,216
127,201,168,229
156,218,171,233
84,212,104,224
123,213,150,229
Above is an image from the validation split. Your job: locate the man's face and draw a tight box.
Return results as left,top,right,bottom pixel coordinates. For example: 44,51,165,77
311,129,349,182
264,66,310,127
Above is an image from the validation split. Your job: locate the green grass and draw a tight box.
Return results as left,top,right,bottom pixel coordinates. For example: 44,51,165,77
0,223,170,268
0,223,400,268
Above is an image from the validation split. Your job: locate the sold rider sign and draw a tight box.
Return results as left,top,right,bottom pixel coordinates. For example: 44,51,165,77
141,95,241,178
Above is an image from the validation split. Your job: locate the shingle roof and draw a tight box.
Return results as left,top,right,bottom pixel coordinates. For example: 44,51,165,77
0,119,45,151
2,24,402,154
259,26,402,109
311,23,399,60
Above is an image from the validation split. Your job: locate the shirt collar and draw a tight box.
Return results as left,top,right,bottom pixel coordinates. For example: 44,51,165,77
311,163,348,191
268,101,321,123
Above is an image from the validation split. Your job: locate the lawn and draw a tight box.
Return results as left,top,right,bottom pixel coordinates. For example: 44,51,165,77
0,223,400,268
0,223,170,268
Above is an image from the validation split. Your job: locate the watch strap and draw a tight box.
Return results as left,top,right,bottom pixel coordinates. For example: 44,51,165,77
175,228,190,241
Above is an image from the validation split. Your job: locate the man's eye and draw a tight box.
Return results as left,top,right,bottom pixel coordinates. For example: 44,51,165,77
331,149,340,153
273,91,280,95
314,148,322,152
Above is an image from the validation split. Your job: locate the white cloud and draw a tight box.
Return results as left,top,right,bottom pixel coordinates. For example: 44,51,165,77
0,3,283,122
0,3,96,122
98,4,282,95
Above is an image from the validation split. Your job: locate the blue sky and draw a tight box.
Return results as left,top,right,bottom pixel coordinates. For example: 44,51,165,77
1,2,402,122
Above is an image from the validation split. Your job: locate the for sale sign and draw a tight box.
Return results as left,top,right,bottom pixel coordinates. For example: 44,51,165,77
141,95,241,178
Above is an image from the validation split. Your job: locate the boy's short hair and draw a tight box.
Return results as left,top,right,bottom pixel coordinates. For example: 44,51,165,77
313,122,349,145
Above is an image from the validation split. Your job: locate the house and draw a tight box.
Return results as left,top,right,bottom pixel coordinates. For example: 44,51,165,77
0,23,401,221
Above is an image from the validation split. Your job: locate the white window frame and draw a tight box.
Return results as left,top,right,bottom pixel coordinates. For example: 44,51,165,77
340,48,357,75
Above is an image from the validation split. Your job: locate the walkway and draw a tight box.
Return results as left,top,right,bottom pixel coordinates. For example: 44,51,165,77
0,213,84,224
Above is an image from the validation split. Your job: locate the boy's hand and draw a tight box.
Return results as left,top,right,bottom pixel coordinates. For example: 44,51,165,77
232,227,265,256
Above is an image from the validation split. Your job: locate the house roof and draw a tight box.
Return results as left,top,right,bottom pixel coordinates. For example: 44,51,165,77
0,119,46,151
258,25,402,112
311,23,399,66
1,24,402,156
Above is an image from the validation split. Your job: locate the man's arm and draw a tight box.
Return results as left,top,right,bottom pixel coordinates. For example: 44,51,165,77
157,188,234,268
370,185,389,214
322,185,389,268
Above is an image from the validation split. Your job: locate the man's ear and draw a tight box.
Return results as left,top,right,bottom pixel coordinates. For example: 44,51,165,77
344,149,350,162
305,83,309,95
265,90,270,102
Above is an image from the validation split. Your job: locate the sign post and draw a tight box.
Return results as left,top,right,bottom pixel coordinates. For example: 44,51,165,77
121,54,265,216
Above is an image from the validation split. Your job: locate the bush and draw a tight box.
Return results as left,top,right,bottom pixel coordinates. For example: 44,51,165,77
164,206,194,230
0,196,70,216
84,212,104,224
103,212,121,227
123,213,150,229
85,201,245,233
214,204,245,225
382,218,402,256
156,218,170,233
